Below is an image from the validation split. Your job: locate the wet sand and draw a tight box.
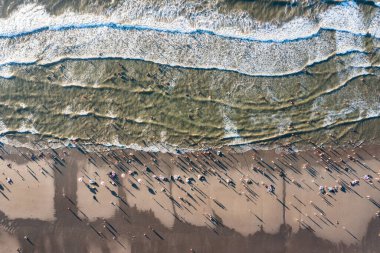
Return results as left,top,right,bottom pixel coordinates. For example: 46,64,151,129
0,144,379,253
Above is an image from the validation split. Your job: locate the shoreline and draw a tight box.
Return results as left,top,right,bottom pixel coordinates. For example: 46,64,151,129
1,126,379,155
0,143,379,252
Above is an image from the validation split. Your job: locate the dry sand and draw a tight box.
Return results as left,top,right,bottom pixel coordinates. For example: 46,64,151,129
0,150,55,221
0,144,379,253
76,158,118,221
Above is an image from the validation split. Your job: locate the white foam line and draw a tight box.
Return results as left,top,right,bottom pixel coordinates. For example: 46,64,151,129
0,27,371,77
0,2,377,77
0,2,379,43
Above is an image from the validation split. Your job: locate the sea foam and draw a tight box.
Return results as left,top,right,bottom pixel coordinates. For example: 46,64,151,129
0,2,378,42
0,2,378,77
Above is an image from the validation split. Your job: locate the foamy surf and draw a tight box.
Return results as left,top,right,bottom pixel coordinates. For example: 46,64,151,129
0,2,379,42
0,28,374,78
0,2,378,77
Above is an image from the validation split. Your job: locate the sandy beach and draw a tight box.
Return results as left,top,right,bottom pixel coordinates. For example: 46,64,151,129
0,143,379,253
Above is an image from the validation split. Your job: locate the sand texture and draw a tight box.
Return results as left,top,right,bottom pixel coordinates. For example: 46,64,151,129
0,144,379,253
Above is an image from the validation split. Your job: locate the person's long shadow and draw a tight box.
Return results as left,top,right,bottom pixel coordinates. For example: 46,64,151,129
25,237,34,246
345,228,359,241
153,229,165,240
0,190,9,200
369,199,380,208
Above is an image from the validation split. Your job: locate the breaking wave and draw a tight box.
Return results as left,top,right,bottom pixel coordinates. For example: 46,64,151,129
0,2,377,77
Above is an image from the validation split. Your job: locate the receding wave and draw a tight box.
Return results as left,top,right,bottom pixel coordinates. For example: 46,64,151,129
0,56,378,151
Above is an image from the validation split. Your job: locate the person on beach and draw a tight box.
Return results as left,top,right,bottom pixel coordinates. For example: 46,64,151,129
319,186,326,195
6,177,13,184
351,180,359,186
267,184,275,193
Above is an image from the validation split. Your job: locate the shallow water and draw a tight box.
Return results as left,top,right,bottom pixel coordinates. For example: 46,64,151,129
0,0,379,151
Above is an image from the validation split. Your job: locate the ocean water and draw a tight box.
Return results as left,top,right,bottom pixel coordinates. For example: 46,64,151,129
0,0,379,151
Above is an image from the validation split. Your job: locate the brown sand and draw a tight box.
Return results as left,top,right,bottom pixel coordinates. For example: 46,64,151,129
0,155,55,221
0,144,379,253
